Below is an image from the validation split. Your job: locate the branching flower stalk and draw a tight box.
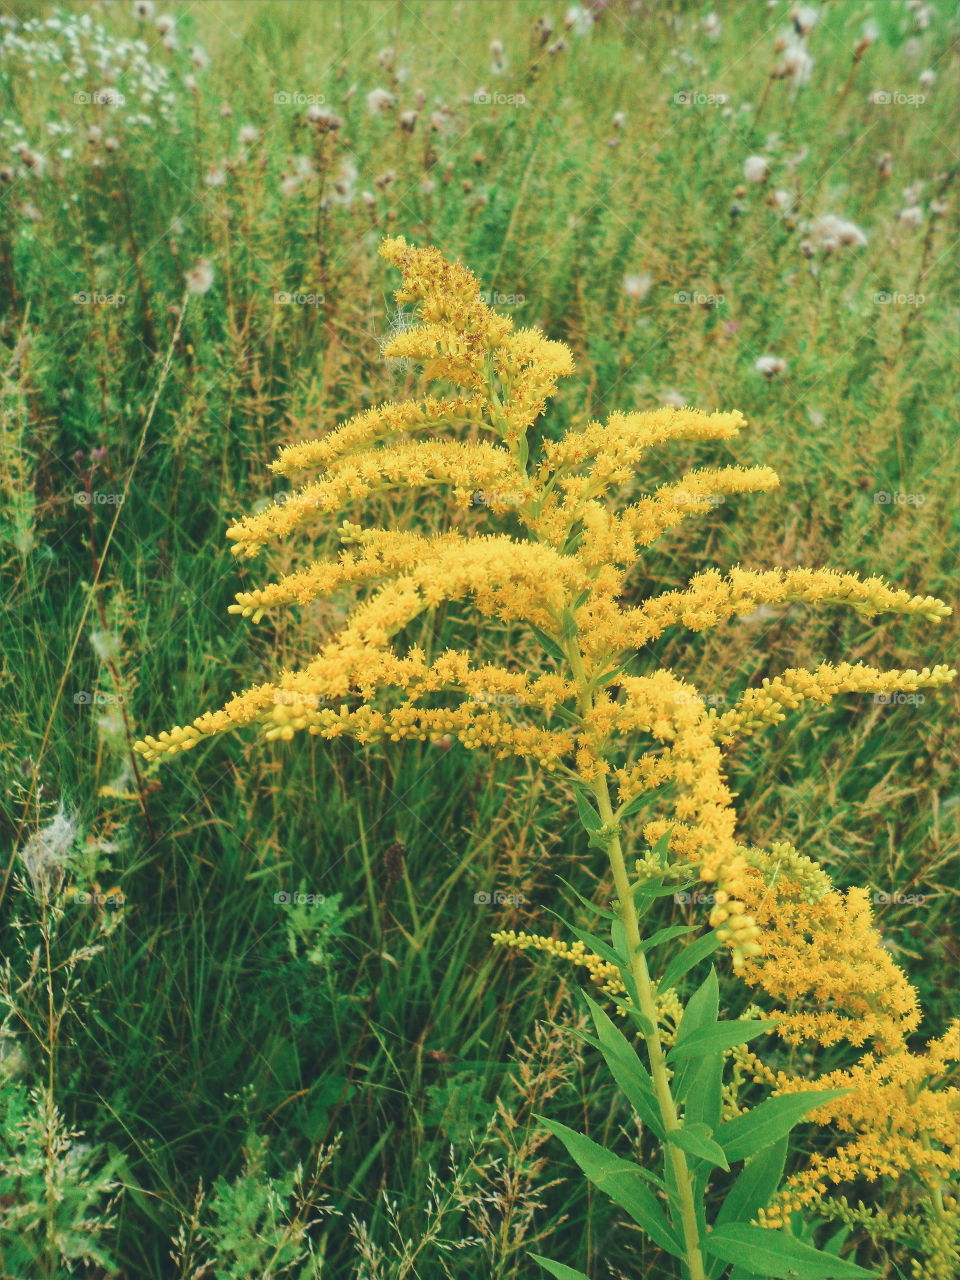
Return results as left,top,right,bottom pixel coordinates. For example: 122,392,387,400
563,628,707,1278
596,783,708,1279
137,239,954,1279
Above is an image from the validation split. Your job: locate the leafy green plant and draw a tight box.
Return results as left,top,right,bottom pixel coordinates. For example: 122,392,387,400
137,238,956,1278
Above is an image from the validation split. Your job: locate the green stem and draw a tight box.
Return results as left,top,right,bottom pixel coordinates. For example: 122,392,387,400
592,780,707,1280
919,1131,947,1221
562,636,706,1279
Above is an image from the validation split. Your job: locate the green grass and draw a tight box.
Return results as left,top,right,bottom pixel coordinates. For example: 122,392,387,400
0,1,957,1276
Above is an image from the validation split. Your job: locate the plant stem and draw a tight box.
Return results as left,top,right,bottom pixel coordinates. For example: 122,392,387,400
592,779,707,1280
562,635,706,1279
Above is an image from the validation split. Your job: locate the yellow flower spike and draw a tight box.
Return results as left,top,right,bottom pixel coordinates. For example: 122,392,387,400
269,394,489,477
137,237,952,989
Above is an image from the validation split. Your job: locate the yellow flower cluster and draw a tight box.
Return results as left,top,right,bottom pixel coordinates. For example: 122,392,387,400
738,860,920,1051
756,1025,960,1227
269,394,487,476
378,236,513,389
136,236,954,973
491,928,685,1032
818,1195,960,1280
505,842,958,1240
491,929,627,1002
713,660,956,744
727,851,960,1226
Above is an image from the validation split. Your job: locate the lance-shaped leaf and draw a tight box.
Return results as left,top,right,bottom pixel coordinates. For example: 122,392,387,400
716,1090,848,1163
707,1138,789,1278
667,1122,729,1171
582,993,664,1138
658,929,723,993
703,1224,876,1279
671,966,719,1099
668,1020,777,1064
556,876,616,921
538,1117,682,1257
545,910,625,972
639,924,697,952
530,1257,590,1280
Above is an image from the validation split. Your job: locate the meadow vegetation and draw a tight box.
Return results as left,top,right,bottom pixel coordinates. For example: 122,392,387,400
0,2,957,1277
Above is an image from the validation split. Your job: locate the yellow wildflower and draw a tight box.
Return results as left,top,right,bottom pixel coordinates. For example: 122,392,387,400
136,238,953,973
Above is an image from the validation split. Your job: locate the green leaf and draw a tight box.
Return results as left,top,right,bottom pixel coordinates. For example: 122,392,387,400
611,917,628,960
618,791,651,821
716,1090,848,1163
639,924,696,952
715,1135,787,1230
684,1051,724,1135
544,911,625,971
649,828,673,858
530,1256,590,1280
538,1117,682,1257
670,967,719,1099
667,1122,729,1170
572,788,604,834
633,879,693,903
668,1020,778,1064
677,967,719,1036
658,931,723,993
630,879,696,925
686,1049,725,1203
622,1004,656,1038
708,1137,789,1275
824,1225,853,1257
566,927,622,971
703,1224,876,1279
555,876,616,922
551,704,584,726
529,624,566,663
583,994,664,1139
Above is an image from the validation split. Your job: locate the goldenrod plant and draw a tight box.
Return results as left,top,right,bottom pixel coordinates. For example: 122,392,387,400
137,239,955,1280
